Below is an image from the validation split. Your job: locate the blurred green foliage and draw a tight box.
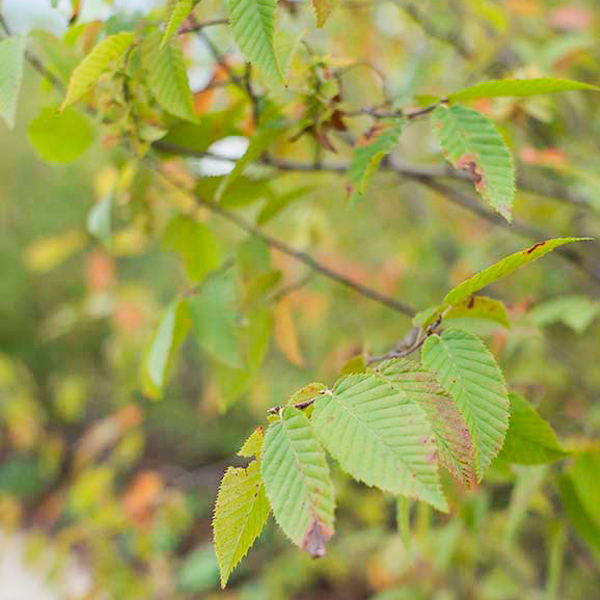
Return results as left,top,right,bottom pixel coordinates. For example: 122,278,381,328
1,0,600,598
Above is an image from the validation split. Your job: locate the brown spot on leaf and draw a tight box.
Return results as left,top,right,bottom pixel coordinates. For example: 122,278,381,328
456,154,485,190
301,515,332,558
525,241,546,254
467,296,475,309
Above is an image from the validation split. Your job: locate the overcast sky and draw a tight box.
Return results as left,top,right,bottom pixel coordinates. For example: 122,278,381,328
3,0,164,34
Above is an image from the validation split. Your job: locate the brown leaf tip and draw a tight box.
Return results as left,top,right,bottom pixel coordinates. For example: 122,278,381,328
301,516,332,558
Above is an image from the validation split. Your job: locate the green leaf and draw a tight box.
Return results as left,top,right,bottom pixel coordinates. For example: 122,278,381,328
567,451,600,531
0,36,26,130
142,30,196,122
312,0,339,27
558,472,600,554
28,107,95,163
374,359,476,487
421,328,509,480
161,0,200,48
86,195,112,249
432,105,515,221
530,295,600,334
216,118,286,201
226,0,283,85
499,394,567,465
143,299,191,397
445,296,510,328
261,407,335,556
256,186,314,224
213,461,270,588
444,238,591,306
312,374,448,511
448,78,600,103
348,120,404,202
238,426,264,459
61,32,135,109
163,215,219,282
189,269,244,368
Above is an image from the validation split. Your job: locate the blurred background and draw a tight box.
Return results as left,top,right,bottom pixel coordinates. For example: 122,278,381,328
1,0,600,598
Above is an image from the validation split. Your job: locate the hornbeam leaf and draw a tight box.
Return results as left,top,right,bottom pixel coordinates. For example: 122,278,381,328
498,394,567,465
445,296,510,328
261,407,335,556
421,328,509,480
161,0,200,48
375,359,476,487
61,32,135,109
142,30,196,122
312,374,448,511
444,238,591,306
238,426,264,459
432,105,514,221
226,0,283,85
448,78,600,103
213,461,270,588
348,119,403,202
312,0,339,27
0,36,26,130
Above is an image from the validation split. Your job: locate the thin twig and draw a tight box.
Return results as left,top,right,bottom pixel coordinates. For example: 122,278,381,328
178,18,229,34
154,166,417,317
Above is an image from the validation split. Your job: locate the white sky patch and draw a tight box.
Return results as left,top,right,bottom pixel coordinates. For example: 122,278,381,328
198,136,250,177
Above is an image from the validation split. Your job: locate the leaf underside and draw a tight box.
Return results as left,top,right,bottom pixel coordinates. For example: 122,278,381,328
261,407,335,556
312,374,448,511
374,359,476,487
142,30,196,122
226,0,283,85
161,0,199,48
432,105,515,221
421,328,509,480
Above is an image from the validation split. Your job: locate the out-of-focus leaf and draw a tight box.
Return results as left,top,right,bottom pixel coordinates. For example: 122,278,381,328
216,118,286,201
312,0,339,27
499,394,567,464
143,299,191,397
161,0,200,48
189,269,244,368
567,451,600,530
262,407,335,556
163,215,219,282
87,196,112,249
0,36,26,130
432,105,514,221
29,107,95,163
558,473,600,553
178,544,220,592
61,32,135,109
226,0,283,85
142,30,196,122
273,299,304,368
256,186,314,224
348,119,403,202
448,78,600,103
24,230,87,272
530,295,600,333
444,238,590,306
421,328,509,480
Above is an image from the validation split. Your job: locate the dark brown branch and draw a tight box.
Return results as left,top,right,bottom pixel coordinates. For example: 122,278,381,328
154,166,416,317
178,18,229,34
